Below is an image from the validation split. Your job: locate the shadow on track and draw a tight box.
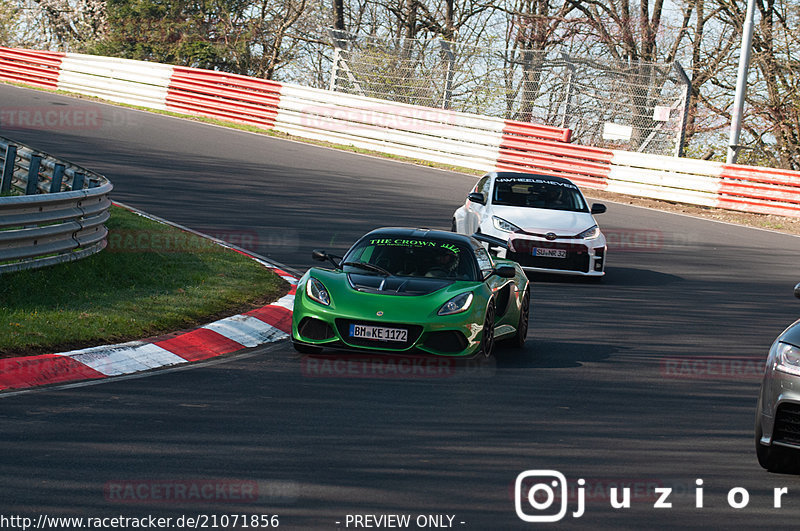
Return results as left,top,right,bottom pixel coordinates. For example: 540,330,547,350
496,340,620,369
528,266,682,287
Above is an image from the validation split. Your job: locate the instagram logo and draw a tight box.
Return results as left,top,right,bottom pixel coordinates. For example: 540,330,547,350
514,470,791,520
515,470,574,522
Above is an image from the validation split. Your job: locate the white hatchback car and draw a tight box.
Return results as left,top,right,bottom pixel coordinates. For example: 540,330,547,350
452,172,607,277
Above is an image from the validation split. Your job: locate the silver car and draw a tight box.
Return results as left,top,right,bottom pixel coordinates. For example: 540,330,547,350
756,283,800,472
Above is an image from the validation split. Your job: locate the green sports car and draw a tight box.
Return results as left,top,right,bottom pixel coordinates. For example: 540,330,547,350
291,228,530,357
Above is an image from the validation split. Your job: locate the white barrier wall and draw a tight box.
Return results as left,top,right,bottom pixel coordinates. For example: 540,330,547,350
2,47,799,217
58,53,174,110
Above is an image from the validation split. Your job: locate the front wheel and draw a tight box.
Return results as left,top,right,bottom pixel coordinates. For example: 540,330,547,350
451,218,457,232
479,302,496,358
509,288,530,348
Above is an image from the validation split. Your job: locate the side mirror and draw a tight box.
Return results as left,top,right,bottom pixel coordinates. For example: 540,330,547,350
591,203,607,215
468,192,486,205
472,232,508,249
494,265,516,279
794,282,800,299
313,249,342,268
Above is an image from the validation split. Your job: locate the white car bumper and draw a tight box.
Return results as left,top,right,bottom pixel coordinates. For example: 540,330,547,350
484,230,607,276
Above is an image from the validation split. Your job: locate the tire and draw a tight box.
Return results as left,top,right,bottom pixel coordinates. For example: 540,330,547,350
479,302,496,358
293,341,323,355
451,218,457,232
509,288,530,348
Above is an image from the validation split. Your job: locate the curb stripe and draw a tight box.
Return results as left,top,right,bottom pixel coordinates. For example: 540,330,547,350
156,328,247,362
0,354,105,389
62,342,187,376
271,293,296,311
202,315,289,348
245,305,293,334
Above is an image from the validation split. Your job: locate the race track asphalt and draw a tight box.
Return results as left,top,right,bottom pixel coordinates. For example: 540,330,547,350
2,84,800,529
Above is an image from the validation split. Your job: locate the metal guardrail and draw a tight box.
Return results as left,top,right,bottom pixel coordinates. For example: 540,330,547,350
0,136,113,273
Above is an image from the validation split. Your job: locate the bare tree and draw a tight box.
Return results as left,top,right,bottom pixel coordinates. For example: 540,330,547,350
699,0,800,167
6,0,107,50
0,0,19,46
333,0,345,30
746,0,800,168
491,1,578,121
249,0,309,78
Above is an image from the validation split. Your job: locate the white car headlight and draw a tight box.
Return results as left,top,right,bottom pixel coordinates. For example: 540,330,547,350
576,225,600,239
492,216,520,233
438,292,474,316
775,342,800,376
306,277,331,306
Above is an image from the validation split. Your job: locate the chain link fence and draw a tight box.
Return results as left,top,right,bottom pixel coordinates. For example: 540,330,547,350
327,30,690,157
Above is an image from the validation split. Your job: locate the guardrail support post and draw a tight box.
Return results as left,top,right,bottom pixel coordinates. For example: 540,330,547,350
1,144,17,194
50,163,65,193
673,62,691,158
26,155,42,195
71,172,85,190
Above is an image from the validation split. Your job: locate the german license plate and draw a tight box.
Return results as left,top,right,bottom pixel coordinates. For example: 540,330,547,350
350,324,408,342
532,248,567,258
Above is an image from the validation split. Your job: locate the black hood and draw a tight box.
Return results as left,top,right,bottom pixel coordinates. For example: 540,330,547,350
347,273,453,296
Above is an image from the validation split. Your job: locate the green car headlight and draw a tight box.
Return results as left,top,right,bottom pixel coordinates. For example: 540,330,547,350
438,292,473,316
776,342,800,376
306,277,331,306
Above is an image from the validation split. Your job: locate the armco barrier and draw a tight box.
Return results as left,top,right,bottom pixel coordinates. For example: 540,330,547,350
0,136,112,273
0,48,63,89
273,84,507,171
57,53,173,110
717,164,800,216
607,150,723,207
2,47,800,217
497,123,612,189
167,66,281,128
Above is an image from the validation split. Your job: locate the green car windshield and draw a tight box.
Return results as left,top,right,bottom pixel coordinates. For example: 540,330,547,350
343,236,478,281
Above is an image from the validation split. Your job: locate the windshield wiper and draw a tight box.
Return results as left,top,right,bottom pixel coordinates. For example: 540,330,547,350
342,261,392,277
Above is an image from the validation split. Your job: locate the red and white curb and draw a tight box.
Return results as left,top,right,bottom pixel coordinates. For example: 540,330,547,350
0,267,296,392
0,237,299,393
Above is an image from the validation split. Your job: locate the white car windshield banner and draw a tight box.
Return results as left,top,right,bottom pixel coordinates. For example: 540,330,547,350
495,177,579,190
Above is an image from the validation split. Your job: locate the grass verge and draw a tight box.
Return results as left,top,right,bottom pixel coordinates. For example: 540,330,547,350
0,205,288,357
